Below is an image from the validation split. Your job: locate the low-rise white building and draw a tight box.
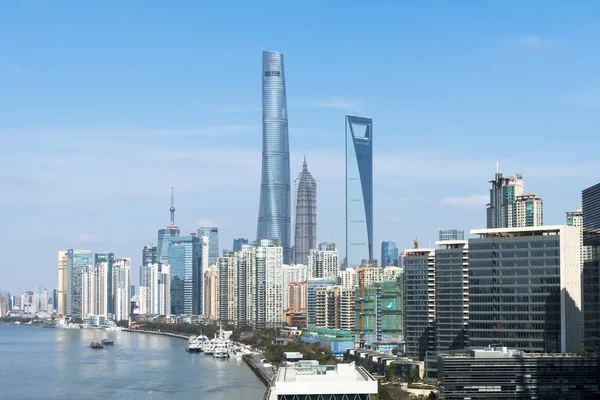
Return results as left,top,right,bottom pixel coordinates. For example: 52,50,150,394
267,361,377,400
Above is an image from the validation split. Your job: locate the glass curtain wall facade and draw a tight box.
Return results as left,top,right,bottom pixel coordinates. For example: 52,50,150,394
94,252,114,315
233,238,248,252
198,227,219,265
583,183,600,353
469,226,582,353
257,50,292,264
167,236,200,315
67,249,92,319
293,157,317,265
345,115,373,269
380,241,399,267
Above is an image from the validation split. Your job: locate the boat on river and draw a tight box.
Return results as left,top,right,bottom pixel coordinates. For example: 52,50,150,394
90,342,104,349
101,339,113,345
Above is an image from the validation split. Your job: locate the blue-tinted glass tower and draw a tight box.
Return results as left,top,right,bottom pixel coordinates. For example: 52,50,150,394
168,235,200,315
157,181,180,264
381,241,399,267
345,115,373,268
198,227,219,264
257,50,292,264
233,238,249,252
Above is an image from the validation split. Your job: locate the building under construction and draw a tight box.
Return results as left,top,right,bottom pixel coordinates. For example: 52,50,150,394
355,271,404,354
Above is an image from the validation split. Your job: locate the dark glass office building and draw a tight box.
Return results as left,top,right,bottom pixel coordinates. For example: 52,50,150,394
438,349,600,400
233,238,249,252
435,241,469,351
583,183,600,353
403,249,436,360
469,226,582,353
167,235,200,315
380,241,399,267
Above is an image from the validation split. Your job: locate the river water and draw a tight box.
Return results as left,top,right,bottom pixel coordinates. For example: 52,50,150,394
0,324,266,399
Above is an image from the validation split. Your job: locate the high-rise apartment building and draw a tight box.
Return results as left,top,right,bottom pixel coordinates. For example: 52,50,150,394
198,227,219,265
233,238,248,252
113,258,131,321
256,239,284,329
293,157,317,265
57,250,68,316
204,267,218,320
345,115,373,269
67,249,92,319
200,235,210,282
439,230,464,241
486,169,543,228
315,286,355,331
380,241,399,267
257,50,291,264
307,243,339,279
167,235,200,315
217,251,237,325
157,182,180,264
81,265,95,318
583,183,600,353
307,277,339,326
282,264,309,312
236,244,257,328
403,248,436,361
139,263,170,316
287,281,307,313
94,252,114,317
469,226,581,353
435,240,469,352
340,268,358,288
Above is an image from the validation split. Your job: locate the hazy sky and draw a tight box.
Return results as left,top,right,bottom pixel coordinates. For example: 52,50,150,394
2,1,599,294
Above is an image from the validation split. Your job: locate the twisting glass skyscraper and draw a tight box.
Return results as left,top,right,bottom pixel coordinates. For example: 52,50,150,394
345,115,373,268
257,50,291,264
293,156,317,265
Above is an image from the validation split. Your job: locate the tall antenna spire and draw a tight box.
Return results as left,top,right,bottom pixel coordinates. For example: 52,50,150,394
169,173,176,227
302,154,307,171
496,161,499,175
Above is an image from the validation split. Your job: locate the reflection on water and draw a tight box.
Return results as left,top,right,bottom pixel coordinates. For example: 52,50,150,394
0,324,265,400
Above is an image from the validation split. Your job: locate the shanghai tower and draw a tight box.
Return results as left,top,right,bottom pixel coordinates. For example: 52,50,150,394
257,51,292,263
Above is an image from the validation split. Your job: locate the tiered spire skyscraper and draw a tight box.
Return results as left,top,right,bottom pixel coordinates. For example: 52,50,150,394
157,178,180,264
293,156,317,265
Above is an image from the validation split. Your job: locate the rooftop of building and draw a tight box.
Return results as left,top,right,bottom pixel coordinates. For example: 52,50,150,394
439,346,593,359
275,361,375,384
471,225,575,237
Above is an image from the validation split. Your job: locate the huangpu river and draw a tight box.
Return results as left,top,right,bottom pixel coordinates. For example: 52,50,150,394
0,324,266,399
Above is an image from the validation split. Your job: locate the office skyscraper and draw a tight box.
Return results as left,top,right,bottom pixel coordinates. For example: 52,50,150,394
142,244,157,266
94,252,114,316
293,157,317,265
380,241,399,267
233,238,248,252
257,50,292,264
469,226,581,353
157,181,180,264
113,258,131,321
486,167,543,228
583,183,600,353
198,227,219,265
345,115,373,268
66,249,92,319
167,235,200,315
57,250,68,316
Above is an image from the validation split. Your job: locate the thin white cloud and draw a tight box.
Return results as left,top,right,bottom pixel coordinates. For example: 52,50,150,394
518,35,554,48
441,195,489,209
79,234,95,242
198,219,218,228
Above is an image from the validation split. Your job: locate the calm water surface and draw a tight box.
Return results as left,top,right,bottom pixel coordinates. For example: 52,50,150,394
0,324,266,399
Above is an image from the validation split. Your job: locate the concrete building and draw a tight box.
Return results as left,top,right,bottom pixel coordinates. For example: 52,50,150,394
486,169,543,228
57,250,68,316
287,281,307,313
437,347,600,400
307,243,338,279
583,183,600,353
217,251,237,325
94,252,113,318
403,248,436,361
256,239,284,329
113,258,131,321
236,243,257,328
282,263,309,312
203,267,218,320
340,267,358,288
314,286,355,331
81,265,95,318
307,277,338,326
469,226,582,353
267,361,377,400
139,263,170,316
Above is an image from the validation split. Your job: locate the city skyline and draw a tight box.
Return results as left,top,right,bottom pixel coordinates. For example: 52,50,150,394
3,2,600,293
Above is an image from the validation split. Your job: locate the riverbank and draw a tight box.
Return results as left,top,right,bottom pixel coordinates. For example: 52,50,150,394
122,328,189,340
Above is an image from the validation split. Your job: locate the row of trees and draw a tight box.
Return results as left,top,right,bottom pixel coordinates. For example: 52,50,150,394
133,320,235,338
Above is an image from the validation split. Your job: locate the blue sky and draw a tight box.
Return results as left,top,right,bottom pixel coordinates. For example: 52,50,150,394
2,1,599,294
